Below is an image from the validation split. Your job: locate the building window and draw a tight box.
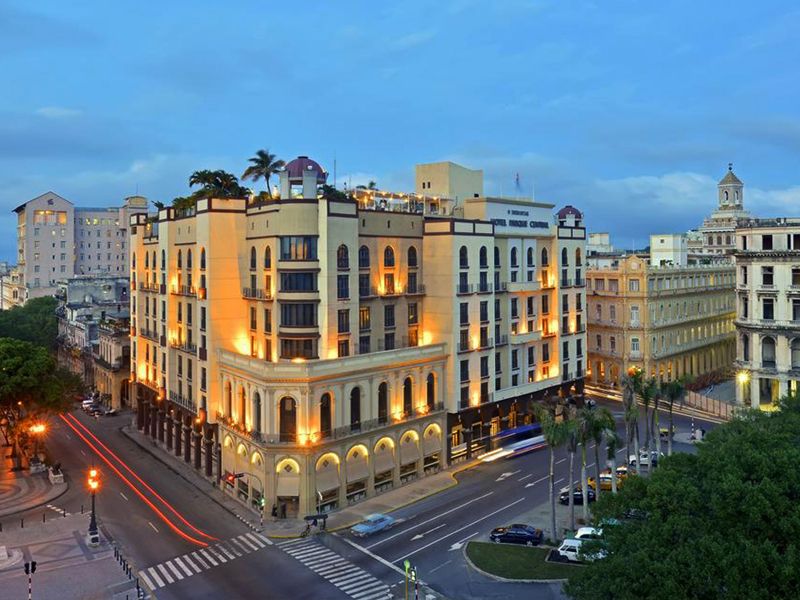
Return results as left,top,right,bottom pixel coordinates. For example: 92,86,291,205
337,309,350,333
459,246,469,269
763,298,774,321
479,301,488,323
741,297,749,319
741,335,750,361
384,305,395,328
762,234,773,250
511,298,519,319
359,306,370,331
359,273,370,297
762,266,774,286
249,307,257,330
610,336,616,353
510,247,518,268
793,299,800,322
384,246,395,267
280,303,317,327
280,236,317,260
359,245,370,269
542,343,550,362
479,246,488,268
338,339,350,357
631,337,640,353
793,267,800,287
359,336,370,354
460,360,469,382
511,349,519,370
762,337,776,368
337,245,349,270
562,341,569,360
337,274,349,299
792,339,800,369
408,246,418,268
408,271,418,293
494,247,501,268
280,339,316,359
280,272,317,291
541,295,549,315
629,279,640,292
408,303,418,325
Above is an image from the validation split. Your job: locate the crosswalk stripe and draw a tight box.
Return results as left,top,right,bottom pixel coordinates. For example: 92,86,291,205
181,554,202,574
338,574,373,590
191,552,210,569
208,547,228,563
218,543,238,559
147,567,164,587
140,569,159,589
230,538,250,553
245,532,267,548
156,564,175,584
173,556,194,577
165,561,185,580
351,584,389,599
315,562,350,576
237,535,259,551
305,554,341,568
254,532,273,545
288,546,329,559
278,537,308,547
200,549,220,566
331,571,368,585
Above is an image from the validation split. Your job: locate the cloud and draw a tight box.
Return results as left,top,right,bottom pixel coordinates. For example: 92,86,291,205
35,106,82,119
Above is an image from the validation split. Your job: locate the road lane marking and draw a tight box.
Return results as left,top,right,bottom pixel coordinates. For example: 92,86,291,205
525,474,550,488
366,490,494,548
199,549,218,566
244,532,266,548
556,458,566,465
156,563,174,584
587,463,595,469
342,538,409,578
173,556,193,577
391,497,527,562
218,543,237,559
191,551,209,569
80,449,86,456
518,473,533,481
165,560,184,580
449,531,479,551
139,569,156,590
148,521,159,533
119,492,128,501
411,522,447,540
237,535,259,551
181,554,202,574
145,568,163,588
430,560,452,574
554,477,565,486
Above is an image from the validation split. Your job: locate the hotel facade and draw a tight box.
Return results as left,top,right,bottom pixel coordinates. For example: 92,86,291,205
734,219,800,408
129,157,586,517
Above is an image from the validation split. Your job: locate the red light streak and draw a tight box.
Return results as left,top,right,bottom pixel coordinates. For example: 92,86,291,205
59,414,208,547
65,413,217,542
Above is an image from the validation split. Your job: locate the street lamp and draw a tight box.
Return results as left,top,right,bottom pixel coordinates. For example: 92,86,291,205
87,468,100,547
28,423,46,458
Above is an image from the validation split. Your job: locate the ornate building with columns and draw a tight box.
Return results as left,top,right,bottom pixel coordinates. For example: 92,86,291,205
129,156,585,517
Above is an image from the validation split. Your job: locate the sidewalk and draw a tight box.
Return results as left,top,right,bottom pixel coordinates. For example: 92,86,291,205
122,423,475,538
0,445,68,518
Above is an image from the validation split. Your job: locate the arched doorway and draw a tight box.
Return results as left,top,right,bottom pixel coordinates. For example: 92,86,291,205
378,383,388,425
350,388,361,432
279,397,297,442
320,393,332,438
403,377,413,417
275,458,300,518
426,373,435,410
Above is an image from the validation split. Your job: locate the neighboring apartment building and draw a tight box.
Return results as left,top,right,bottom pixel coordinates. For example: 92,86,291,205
56,276,130,385
13,192,147,301
734,219,800,408
93,314,132,410
587,235,735,386
129,156,586,517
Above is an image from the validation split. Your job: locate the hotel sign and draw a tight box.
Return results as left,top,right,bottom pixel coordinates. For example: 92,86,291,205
490,208,549,230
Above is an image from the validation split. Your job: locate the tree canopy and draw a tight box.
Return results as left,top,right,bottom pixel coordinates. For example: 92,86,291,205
0,338,83,415
565,397,800,600
0,296,58,349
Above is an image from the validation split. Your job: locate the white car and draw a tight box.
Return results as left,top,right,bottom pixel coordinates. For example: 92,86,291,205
574,527,602,540
557,537,607,563
628,450,662,467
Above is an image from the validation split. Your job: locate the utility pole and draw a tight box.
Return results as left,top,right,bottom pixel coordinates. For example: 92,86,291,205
24,560,36,600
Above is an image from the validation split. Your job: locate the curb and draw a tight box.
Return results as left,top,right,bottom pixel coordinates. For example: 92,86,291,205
461,542,572,584
0,478,70,519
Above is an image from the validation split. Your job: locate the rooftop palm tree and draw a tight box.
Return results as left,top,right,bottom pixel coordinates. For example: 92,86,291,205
534,402,572,543
589,407,616,501
242,149,285,198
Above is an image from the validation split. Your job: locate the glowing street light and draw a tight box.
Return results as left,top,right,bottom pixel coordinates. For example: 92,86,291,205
87,468,101,546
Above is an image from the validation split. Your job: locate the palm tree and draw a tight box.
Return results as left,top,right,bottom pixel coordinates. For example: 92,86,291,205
635,376,658,475
574,407,595,522
652,384,663,465
152,200,165,211
534,403,571,543
589,407,615,500
663,378,687,456
566,417,579,531
242,150,285,197
621,371,640,477
605,430,623,493
189,169,218,190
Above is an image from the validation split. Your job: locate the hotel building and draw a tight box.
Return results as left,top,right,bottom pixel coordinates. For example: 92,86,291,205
129,157,585,517
734,219,800,408
587,235,736,385
12,192,147,304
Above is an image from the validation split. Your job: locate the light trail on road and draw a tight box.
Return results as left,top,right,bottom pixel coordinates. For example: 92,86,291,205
65,413,217,542
59,414,210,547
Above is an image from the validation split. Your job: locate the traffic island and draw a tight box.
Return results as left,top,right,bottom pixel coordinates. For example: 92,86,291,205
464,541,582,582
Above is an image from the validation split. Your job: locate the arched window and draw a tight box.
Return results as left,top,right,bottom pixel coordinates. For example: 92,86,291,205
741,334,750,362
253,392,262,433
249,246,257,270
186,249,192,269
378,383,388,425
510,247,518,268
561,248,568,265
792,339,800,369
716,235,722,246
337,245,349,270
426,373,435,410
238,387,246,426
161,250,166,270
132,252,137,268
459,246,468,268
264,246,271,269
762,337,776,368
144,253,148,268
350,388,361,431
359,245,370,269
151,252,156,270
177,250,182,269
320,393,332,437
575,248,582,265
724,190,729,201
200,247,206,270
384,247,395,268
527,247,534,267
225,382,232,416
408,246,418,268
403,377,413,417
494,247,501,268
708,235,714,245
479,246,488,268
725,235,731,246
279,397,297,442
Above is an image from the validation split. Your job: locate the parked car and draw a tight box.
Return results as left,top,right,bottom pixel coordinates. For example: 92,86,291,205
587,472,621,491
628,450,662,467
559,487,596,505
659,425,676,438
557,537,606,562
83,402,100,414
489,524,543,546
574,527,602,540
350,514,395,537
613,465,635,479
105,408,119,416
89,407,105,417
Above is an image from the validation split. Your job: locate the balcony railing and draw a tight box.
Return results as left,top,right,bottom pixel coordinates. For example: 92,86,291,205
170,340,198,354
138,282,160,292
496,334,509,346
376,336,417,352
168,390,195,412
477,282,493,294
171,285,196,297
139,328,158,342
457,283,474,295
496,281,508,292
242,287,272,300
406,283,426,295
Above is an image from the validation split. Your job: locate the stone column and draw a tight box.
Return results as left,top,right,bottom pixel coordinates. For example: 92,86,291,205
183,425,192,463
392,448,402,488
166,414,174,450
150,405,158,438
338,470,348,508
158,410,166,443
193,430,202,470
137,398,146,430
204,436,214,477
174,420,183,457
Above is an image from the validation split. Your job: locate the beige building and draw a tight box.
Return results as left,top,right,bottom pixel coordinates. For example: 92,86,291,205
415,161,483,203
692,164,751,258
587,239,735,386
12,192,147,303
734,219,800,408
93,315,132,409
129,156,586,518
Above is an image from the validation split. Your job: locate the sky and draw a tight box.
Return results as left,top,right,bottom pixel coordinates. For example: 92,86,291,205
1,0,799,260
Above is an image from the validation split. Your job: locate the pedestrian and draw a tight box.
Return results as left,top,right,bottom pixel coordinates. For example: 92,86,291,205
280,503,286,519
271,504,278,521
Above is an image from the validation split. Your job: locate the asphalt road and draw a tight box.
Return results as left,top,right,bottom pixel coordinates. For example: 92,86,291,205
16,409,353,600
334,396,721,600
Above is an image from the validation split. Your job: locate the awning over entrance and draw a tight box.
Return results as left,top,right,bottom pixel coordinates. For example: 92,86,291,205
276,472,300,497
374,447,395,474
346,453,369,482
400,437,420,465
423,430,442,456
316,463,341,494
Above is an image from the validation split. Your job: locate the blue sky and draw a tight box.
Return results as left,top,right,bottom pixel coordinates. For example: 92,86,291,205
1,0,799,260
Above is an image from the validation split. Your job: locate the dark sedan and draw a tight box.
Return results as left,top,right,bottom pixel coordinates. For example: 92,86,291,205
559,487,596,505
489,524,543,546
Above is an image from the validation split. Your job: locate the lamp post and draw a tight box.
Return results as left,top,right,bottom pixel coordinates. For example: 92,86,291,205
87,468,100,546
28,423,46,459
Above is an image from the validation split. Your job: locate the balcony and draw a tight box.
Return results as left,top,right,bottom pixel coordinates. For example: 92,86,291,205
496,281,508,293
495,334,509,346
139,328,158,342
507,280,541,293
405,283,426,296
170,340,198,354
457,283,474,295
242,287,273,300
138,282,160,293
476,282,493,294
168,390,195,413
510,329,542,344
458,340,472,353
171,285,197,297
376,336,417,352
560,278,573,288
478,337,493,350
